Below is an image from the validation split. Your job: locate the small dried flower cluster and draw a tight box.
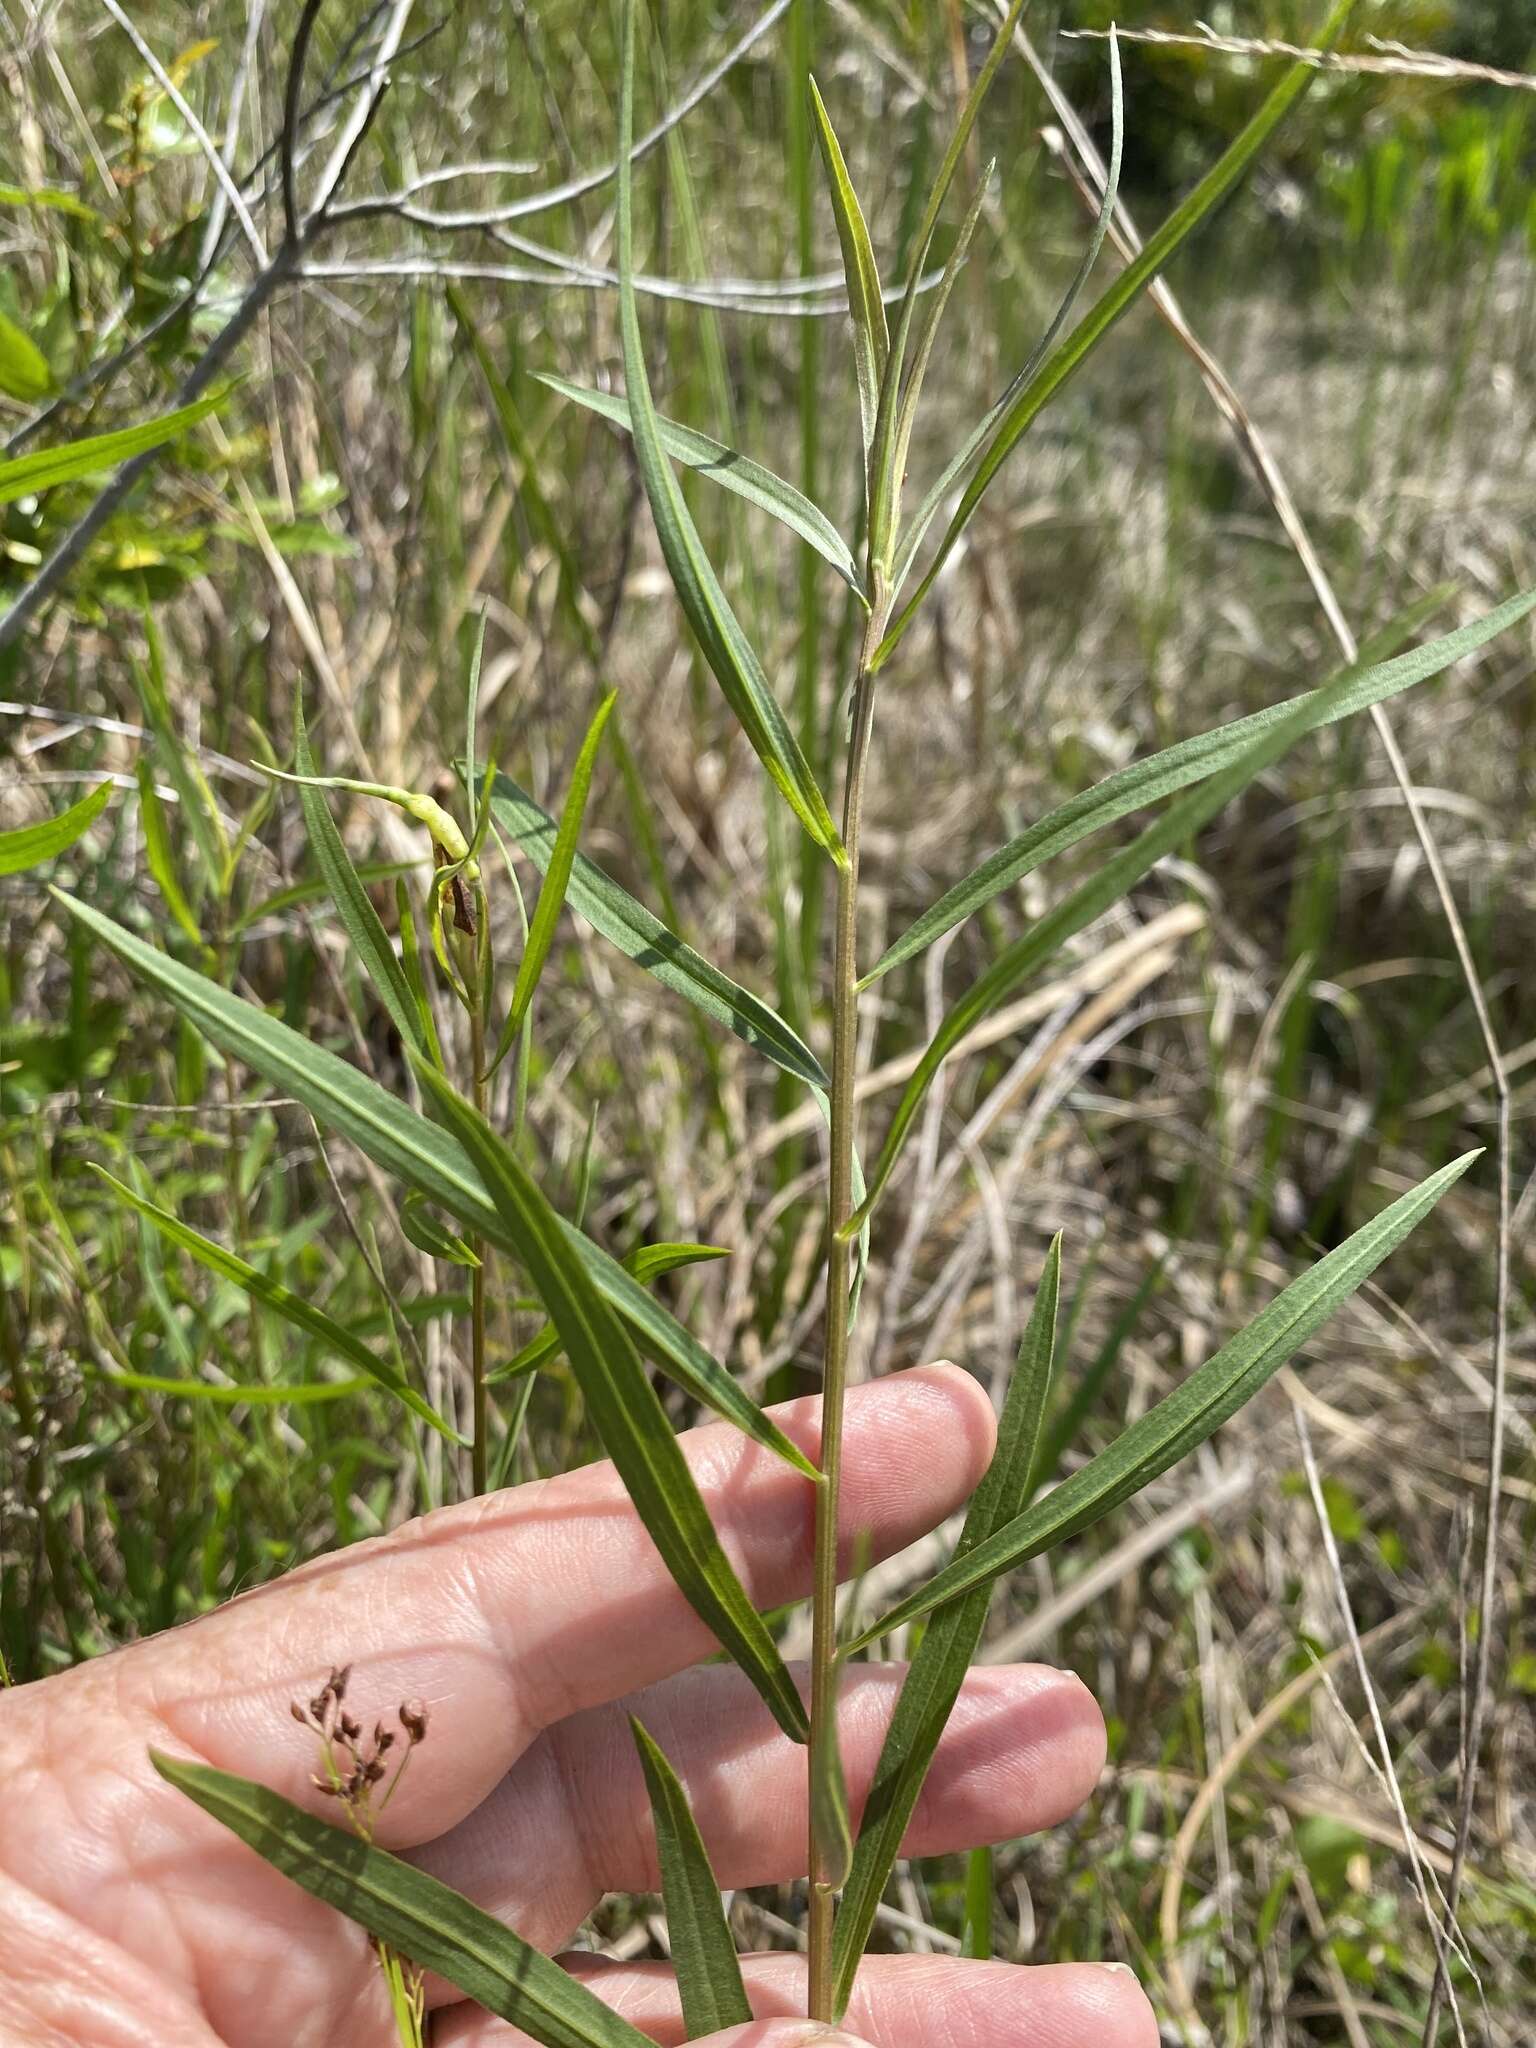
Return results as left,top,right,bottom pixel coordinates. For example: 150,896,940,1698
288,1664,429,1834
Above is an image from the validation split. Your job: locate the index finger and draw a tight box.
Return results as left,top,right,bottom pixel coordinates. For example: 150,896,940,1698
126,1364,995,1847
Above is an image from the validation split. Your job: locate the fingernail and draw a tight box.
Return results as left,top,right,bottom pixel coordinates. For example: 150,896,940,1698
1093,1961,1138,1978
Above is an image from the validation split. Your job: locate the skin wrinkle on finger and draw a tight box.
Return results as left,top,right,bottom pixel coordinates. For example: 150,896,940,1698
410,1662,1104,1963
136,1367,997,1851
434,1953,1160,2048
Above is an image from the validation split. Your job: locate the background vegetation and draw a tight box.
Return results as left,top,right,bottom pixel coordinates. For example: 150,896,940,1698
2,1,1533,2041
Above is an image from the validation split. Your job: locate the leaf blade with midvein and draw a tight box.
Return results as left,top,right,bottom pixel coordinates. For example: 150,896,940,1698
51,891,816,1479
615,0,841,859
0,778,113,875
152,1754,654,2048
846,1153,1478,1651
830,1236,1062,2015
414,1061,811,1744
864,583,1536,985
630,1718,753,2037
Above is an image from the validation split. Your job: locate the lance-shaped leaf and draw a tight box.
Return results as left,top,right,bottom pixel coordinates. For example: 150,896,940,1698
414,1061,810,1744
875,0,1357,667
489,690,616,1075
92,1167,463,1443
53,892,816,1480
890,31,1124,599
292,696,426,1055
847,1152,1476,1653
152,1754,654,2048
538,375,863,598
484,769,828,1093
0,391,224,507
135,762,202,947
864,0,1030,575
808,76,888,468
864,582,1536,986
830,1236,1061,2014
842,605,1458,1235
630,1719,752,2037
615,0,841,861
489,1242,728,1383
0,778,112,875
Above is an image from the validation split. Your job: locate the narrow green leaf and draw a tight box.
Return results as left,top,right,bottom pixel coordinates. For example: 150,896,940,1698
0,181,101,222
864,583,1536,985
414,1062,811,1744
294,696,426,1054
484,768,828,1092
152,1754,654,2048
0,778,112,875
830,1237,1061,2014
0,392,224,507
0,311,51,401
230,860,422,935
135,761,203,947
488,1242,728,1383
615,0,841,860
56,893,812,1476
136,603,228,884
847,1154,1477,1653
538,374,863,597
808,76,889,466
811,1687,853,1892
844,591,1472,1233
630,1719,752,2038
399,1191,480,1268
888,164,993,533
489,690,617,1075
102,1369,368,1405
864,0,1030,576
92,1167,464,1444
876,0,1357,666
890,30,1123,599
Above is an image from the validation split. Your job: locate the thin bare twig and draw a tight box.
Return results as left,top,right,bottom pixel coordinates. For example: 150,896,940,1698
1061,27,1536,97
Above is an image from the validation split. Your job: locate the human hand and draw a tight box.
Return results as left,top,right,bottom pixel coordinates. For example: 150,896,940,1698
0,1365,1155,2048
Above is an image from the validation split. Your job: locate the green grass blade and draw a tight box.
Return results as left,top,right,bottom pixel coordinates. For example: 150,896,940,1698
864,583,1536,985
615,0,841,861
876,0,1356,666
0,778,112,876
830,1235,1060,2013
484,768,828,1092
539,375,862,598
54,890,813,1478
414,1062,811,1744
134,763,202,947
890,30,1123,598
488,1242,728,1382
842,594,1488,1232
489,690,616,1076
152,1754,655,2048
847,1154,1477,1652
0,392,224,506
630,1718,753,2037
808,75,889,467
292,696,427,1055
91,1167,463,1444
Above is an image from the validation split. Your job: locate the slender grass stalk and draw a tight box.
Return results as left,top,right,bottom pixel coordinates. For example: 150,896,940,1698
468,974,489,1496
807,593,884,2018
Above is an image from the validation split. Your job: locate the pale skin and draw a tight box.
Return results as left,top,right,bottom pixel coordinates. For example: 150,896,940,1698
0,1365,1158,2048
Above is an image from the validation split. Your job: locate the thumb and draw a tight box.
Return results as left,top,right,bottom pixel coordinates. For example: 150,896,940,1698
692,2027,875,2048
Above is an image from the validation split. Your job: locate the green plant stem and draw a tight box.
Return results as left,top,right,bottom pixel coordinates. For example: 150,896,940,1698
469,988,489,1496
807,606,882,2021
